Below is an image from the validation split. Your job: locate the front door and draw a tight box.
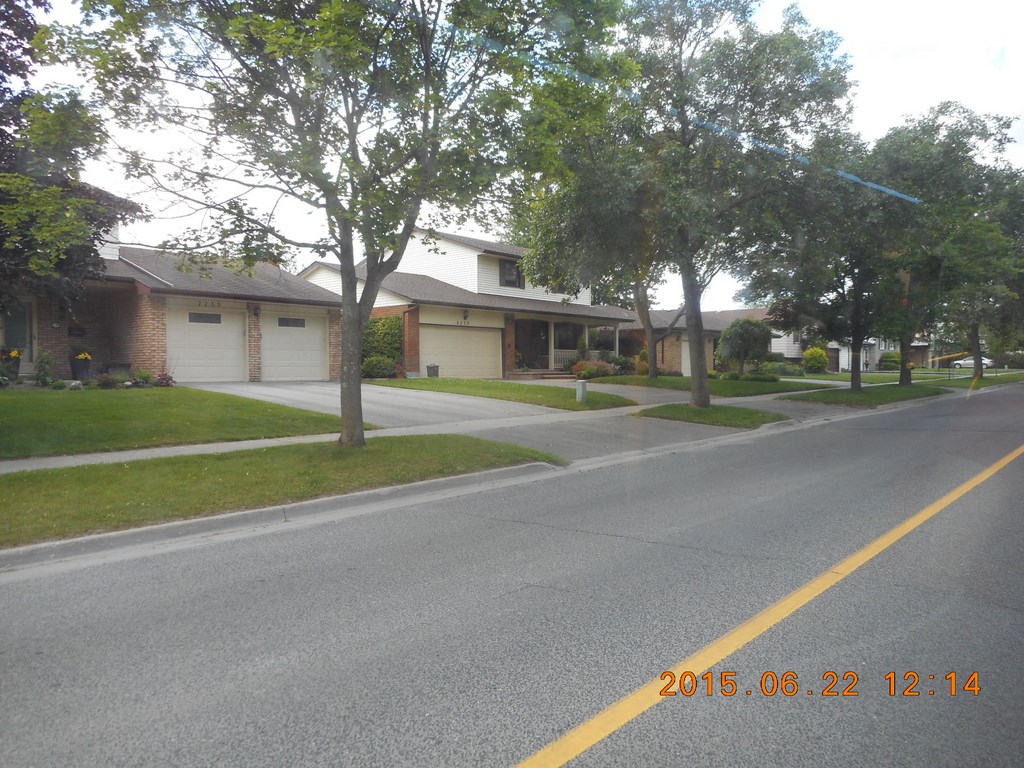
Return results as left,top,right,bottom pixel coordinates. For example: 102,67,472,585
514,319,548,369
2,301,34,368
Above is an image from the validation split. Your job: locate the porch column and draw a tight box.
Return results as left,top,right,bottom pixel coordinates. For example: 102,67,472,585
614,324,619,356
548,321,555,369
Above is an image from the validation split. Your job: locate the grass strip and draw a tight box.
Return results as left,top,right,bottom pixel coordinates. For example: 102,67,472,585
780,384,947,408
590,374,832,396
368,377,635,410
636,403,790,429
0,436,563,548
934,371,1024,389
0,388,344,459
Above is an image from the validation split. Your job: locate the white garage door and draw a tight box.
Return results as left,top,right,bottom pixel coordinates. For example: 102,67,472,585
262,312,328,381
166,307,247,382
680,338,691,376
419,325,502,378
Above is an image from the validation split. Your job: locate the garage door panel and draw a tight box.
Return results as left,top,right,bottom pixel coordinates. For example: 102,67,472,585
419,326,501,378
263,313,328,381
167,308,247,382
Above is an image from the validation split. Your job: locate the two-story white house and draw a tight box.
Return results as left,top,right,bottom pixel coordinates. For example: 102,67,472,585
298,230,633,378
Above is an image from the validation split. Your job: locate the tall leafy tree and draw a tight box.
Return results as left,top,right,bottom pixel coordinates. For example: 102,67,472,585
49,0,618,446
0,0,141,314
717,317,771,374
869,104,1018,383
518,0,851,404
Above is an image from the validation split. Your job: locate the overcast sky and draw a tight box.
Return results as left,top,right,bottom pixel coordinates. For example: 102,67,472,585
45,0,1024,310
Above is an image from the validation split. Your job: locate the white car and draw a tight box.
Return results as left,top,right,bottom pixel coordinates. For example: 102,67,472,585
952,356,993,369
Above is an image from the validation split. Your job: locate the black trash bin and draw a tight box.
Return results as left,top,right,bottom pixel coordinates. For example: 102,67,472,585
426,364,439,377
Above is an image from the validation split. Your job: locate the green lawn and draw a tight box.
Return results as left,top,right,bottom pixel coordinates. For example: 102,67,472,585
368,377,635,410
590,374,832,396
802,370,976,384
0,436,563,548
780,384,948,408
935,371,1024,389
636,403,790,428
0,388,344,459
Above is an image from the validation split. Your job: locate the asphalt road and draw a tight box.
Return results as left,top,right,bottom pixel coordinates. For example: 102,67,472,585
2,385,1022,767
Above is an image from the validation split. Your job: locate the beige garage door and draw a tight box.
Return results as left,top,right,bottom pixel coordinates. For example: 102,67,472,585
166,306,247,382
680,338,691,376
262,312,328,381
419,325,502,378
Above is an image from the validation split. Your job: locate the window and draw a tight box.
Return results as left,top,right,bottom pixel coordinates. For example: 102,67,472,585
278,317,306,328
499,259,525,289
188,312,221,324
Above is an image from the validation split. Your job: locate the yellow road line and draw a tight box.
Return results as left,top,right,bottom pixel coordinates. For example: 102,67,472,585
517,442,1024,768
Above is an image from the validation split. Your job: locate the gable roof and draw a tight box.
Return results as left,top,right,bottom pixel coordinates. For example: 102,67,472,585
301,260,630,321
418,229,526,259
100,247,343,307
619,307,770,333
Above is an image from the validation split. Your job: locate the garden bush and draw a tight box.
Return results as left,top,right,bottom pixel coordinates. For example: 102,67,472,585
718,371,740,380
571,359,615,379
361,353,397,378
879,351,901,371
362,316,403,363
154,372,175,387
803,347,829,374
739,372,780,382
95,373,119,389
609,355,635,374
760,361,804,377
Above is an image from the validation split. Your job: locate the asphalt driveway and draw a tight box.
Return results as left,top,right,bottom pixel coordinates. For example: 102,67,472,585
189,381,561,428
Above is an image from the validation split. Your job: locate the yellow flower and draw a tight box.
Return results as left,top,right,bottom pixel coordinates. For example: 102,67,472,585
9,350,19,359
75,352,92,360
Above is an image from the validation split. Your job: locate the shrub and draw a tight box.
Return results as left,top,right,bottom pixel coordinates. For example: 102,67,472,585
134,369,154,384
764,352,786,363
362,316,403,363
51,379,67,390
760,361,804,377
636,361,649,376
95,373,118,389
879,351,901,371
609,355,635,374
803,347,829,374
638,346,649,363
361,353,397,378
34,351,54,386
739,372,779,382
719,371,740,380
571,359,615,379
154,372,175,387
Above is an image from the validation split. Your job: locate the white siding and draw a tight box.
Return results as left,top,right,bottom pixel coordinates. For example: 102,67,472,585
770,332,803,360
394,234,478,291
303,263,343,295
476,255,593,305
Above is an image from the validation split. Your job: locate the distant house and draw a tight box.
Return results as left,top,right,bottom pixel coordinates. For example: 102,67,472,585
2,245,343,382
615,309,764,374
299,230,633,378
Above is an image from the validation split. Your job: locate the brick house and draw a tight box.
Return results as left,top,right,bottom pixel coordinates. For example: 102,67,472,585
2,246,342,382
300,231,633,378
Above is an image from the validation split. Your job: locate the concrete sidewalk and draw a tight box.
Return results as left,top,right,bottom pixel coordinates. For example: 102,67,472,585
0,392,874,475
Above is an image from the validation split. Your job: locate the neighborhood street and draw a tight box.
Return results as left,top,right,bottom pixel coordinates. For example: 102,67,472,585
2,384,1022,767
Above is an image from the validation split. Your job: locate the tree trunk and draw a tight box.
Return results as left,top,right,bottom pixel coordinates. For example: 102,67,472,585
970,321,984,380
737,353,746,376
898,333,914,386
633,281,659,379
338,275,365,447
849,337,863,392
682,269,710,408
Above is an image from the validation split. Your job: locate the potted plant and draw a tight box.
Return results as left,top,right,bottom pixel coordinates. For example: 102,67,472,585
0,348,21,377
70,350,94,379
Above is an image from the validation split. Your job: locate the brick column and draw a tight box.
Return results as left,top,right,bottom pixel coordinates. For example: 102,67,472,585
247,304,262,381
328,309,342,381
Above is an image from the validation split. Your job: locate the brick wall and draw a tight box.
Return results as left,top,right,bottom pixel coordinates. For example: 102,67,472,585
328,309,342,381
247,303,262,381
503,314,515,375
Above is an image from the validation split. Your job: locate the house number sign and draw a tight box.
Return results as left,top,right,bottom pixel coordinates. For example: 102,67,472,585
195,300,222,307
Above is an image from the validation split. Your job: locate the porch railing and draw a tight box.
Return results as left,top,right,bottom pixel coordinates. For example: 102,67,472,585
552,349,577,370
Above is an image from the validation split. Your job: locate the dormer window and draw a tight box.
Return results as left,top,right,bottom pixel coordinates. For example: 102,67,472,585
499,258,525,289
